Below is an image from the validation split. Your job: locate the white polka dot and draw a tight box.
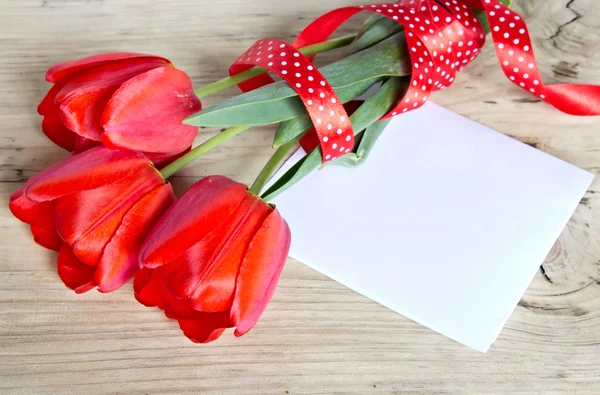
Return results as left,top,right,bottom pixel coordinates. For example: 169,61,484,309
337,128,342,135
503,61,509,66
346,135,351,141
280,52,286,57
329,110,335,116
318,105,324,111
281,61,287,66
293,53,300,57
307,65,313,71
325,154,331,160
308,76,314,81
295,72,301,77
331,98,336,104
307,100,313,105
308,88,314,93
320,81,326,86
294,62,300,67
323,136,328,142
268,62,273,66
524,45,530,51
332,143,337,149
281,70,287,75
319,92,325,98
327,124,332,130
533,80,539,85
295,83,301,88
316,118,322,124
340,116,346,122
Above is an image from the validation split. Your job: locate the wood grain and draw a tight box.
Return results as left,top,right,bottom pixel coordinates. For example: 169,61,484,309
1,0,599,394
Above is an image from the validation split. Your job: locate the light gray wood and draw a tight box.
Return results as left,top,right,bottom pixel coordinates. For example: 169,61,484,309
0,0,599,394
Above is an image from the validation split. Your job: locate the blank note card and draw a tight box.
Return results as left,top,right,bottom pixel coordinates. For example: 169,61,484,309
270,102,594,352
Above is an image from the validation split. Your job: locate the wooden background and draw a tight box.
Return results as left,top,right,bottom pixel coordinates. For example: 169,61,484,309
1,0,599,393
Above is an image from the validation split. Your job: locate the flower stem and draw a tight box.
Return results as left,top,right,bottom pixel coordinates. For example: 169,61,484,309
249,136,302,197
160,125,251,179
194,34,357,99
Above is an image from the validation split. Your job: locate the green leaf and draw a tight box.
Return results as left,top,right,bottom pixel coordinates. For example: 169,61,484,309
274,113,313,148
328,118,391,167
261,77,406,201
349,15,403,55
185,33,410,127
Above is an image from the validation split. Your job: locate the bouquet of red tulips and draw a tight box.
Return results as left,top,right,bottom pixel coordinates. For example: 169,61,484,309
9,0,600,343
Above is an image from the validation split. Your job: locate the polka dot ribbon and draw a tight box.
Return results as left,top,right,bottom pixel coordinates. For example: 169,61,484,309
230,39,354,161
231,0,600,162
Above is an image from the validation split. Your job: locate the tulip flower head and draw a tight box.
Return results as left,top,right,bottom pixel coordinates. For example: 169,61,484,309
135,176,291,343
9,147,175,293
38,52,202,165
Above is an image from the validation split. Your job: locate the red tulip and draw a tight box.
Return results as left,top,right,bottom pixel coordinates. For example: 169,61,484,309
9,147,175,293
134,176,291,343
38,52,202,165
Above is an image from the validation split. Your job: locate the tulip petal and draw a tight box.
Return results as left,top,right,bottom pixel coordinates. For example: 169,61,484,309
231,209,291,337
134,267,210,319
102,66,201,155
144,146,191,168
158,194,270,312
9,191,56,230
38,83,63,116
177,312,231,343
95,183,174,293
58,165,163,265
57,244,96,293
41,113,77,152
56,58,168,140
141,176,248,268
188,197,272,312
26,146,150,202
134,267,162,308
30,226,62,251
73,135,101,153
46,52,169,84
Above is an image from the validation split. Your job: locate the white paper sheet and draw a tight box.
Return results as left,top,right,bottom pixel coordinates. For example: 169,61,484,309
270,102,594,352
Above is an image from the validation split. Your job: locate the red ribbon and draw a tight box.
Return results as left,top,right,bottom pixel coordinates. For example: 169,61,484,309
230,0,600,162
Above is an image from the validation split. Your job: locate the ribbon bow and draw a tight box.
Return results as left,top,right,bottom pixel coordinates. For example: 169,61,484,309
230,0,600,162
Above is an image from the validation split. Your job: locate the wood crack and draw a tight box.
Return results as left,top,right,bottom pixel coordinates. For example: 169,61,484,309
549,0,582,50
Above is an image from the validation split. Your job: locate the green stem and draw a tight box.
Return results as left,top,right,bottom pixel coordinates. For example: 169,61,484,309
249,136,302,196
160,125,251,179
194,34,357,99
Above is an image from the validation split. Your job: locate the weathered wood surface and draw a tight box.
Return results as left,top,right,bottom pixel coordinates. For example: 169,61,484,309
0,0,599,393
